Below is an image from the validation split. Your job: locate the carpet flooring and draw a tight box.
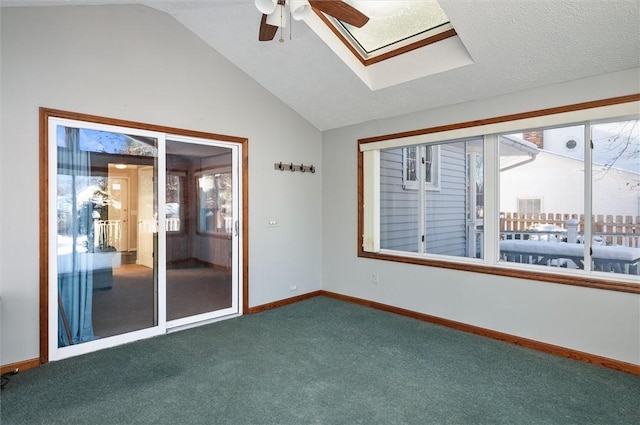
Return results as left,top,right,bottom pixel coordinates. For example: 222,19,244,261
92,264,232,338
1,296,639,424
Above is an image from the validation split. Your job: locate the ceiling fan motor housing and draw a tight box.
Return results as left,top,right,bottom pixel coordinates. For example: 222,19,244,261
255,0,277,15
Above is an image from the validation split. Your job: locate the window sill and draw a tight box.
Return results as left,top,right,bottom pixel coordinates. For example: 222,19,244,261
358,250,640,294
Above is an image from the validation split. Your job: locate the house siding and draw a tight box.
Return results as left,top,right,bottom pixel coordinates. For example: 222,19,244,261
380,144,468,257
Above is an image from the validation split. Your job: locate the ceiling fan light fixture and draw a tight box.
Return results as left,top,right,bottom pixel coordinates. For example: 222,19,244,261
255,0,277,15
290,0,312,21
266,4,289,28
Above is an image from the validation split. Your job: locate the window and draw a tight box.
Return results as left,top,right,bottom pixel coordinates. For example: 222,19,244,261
359,96,640,292
402,145,440,190
197,170,233,235
166,173,185,233
329,0,453,61
517,199,542,216
308,0,471,90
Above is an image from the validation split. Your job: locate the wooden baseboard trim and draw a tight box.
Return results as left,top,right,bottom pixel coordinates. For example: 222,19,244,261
13,291,636,377
246,290,322,314
1,358,41,375
320,290,640,376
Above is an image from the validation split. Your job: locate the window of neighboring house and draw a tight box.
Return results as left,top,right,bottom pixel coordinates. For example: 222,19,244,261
360,97,640,293
196,169,233,235
517,198,542,216
402,145,440,190
166,172,185,233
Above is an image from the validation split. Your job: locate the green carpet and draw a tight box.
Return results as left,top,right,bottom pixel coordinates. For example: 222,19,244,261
1,296,639,424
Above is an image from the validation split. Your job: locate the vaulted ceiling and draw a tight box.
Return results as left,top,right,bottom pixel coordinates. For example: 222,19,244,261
3,0,639,130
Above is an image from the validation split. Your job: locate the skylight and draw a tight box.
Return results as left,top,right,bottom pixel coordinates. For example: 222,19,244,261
337,0,452,59
304,0,473,90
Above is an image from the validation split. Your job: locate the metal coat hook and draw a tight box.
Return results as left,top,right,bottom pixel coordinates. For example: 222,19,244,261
273,162,316,174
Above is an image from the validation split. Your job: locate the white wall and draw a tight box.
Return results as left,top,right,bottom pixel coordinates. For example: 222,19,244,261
0,5,322,366
322,68,640,365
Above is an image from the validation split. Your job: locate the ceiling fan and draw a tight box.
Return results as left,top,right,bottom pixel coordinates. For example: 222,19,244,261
256,0,369,42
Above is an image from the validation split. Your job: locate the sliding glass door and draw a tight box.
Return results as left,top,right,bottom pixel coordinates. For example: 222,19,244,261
48,116,241,360
165,137,239,328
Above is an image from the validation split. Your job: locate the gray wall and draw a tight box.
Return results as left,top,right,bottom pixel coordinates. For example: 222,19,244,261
1,4,638,369
322,68,640,365
0,5,322,366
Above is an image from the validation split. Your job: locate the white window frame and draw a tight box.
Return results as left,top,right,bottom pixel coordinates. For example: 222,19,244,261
402,145,440,190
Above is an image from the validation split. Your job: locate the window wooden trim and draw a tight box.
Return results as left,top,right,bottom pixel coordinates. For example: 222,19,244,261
357,94,640,295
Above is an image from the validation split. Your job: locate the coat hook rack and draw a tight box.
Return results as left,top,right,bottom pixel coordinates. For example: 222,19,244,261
274,162,316,173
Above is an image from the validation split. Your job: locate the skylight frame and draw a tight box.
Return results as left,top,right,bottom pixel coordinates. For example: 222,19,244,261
303,5,473,91
314,5,457,66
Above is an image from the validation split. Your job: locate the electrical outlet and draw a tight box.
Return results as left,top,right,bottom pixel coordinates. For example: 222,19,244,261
372,274,379,284
290,284,298,292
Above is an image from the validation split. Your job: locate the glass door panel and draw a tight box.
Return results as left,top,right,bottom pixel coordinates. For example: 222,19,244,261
166,139,236,324
55,124,158,349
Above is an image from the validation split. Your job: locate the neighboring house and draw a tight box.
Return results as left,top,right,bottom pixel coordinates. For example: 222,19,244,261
380,141,471,257
501,124,640,218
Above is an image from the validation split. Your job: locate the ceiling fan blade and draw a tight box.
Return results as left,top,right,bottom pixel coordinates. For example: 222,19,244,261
259,14,278,41
309,0,369,28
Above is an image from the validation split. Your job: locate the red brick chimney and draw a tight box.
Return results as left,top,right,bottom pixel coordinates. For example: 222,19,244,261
522,130,543,148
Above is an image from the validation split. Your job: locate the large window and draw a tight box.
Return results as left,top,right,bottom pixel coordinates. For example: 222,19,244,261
359,96,640,292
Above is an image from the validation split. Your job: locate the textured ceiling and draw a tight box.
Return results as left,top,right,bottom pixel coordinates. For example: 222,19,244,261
3,0,640,130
